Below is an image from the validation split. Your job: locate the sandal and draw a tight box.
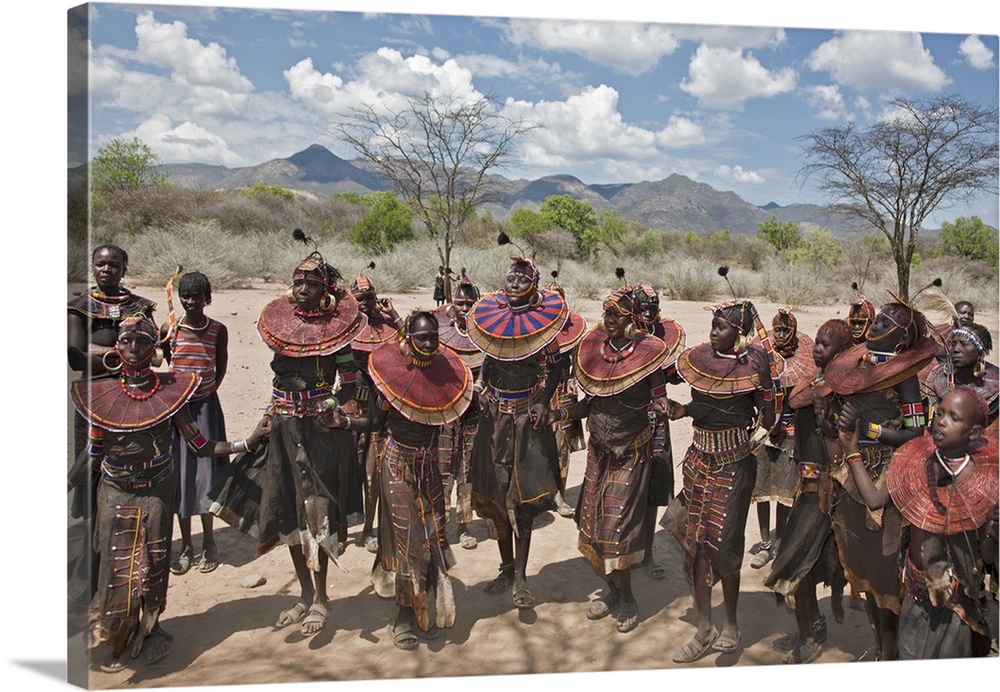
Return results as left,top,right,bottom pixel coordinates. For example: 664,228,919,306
169,548,194,575
712,625,741,654
512,583,534,610
616,601,639,634
587,591,621,620
391,622,418,650
199,545,219,573
749,542,773,569
300,601,328,637
483,563,515,594
459,531,478,550
274,601,309,629
783,637,822,664
99,657,126,673
557,502,575,518
363,533,378,554
672,626,719,663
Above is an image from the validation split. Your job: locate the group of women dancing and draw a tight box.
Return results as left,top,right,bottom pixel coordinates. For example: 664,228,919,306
68,233,998,673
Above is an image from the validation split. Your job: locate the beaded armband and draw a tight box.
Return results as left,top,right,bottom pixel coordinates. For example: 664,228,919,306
901,402,926,430
180,419,208,449
87,426,104,456
335,351,357,385
845,451,863,465
650,383,666,399
863,422,881,441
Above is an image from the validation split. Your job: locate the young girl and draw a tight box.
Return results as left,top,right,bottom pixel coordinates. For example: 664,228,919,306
162,271,230,575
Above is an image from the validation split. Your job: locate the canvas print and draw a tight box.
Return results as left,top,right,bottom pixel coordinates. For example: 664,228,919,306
66,1,999,690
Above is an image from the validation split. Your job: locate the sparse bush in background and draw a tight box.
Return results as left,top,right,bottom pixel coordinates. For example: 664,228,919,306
663,258,723,302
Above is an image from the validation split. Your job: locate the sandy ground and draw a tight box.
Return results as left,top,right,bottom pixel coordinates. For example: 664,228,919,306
67,282,999,690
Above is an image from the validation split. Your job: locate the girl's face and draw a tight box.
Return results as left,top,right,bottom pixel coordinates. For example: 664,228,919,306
812,326,843,369
504,268,534,308
179,289,208,318
408,316,439,356
116,333,154,366
710,315,739,353
932,390,982,457
949,333,980,369
636,293,659,325
866,310,906,352
602,307,629,340
956,304,975,327
292,272,327,311
92,248,126,291
353,288,378,316
451,292,477,318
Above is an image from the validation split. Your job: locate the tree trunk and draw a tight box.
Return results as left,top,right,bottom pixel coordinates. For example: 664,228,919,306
894,251,910,302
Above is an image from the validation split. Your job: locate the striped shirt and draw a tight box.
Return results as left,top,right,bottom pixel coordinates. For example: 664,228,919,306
170,318,224,400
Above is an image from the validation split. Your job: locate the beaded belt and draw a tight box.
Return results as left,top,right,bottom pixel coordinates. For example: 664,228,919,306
101,452,172,490
483,384,539,416
271,387,332,417
904,551,957,605
798,461,820,480
691,426,750,454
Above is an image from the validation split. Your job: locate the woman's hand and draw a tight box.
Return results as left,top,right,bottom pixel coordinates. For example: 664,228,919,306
748,348,773,389
665,399,687,420
247,416,271,450
528,403,551,430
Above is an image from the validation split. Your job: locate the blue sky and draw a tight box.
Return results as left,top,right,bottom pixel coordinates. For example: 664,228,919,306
76,1,1000,229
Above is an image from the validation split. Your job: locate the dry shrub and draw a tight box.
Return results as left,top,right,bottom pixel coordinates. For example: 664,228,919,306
663,258,723,302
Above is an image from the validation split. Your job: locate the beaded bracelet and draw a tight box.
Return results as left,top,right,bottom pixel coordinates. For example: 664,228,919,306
864,422,881,441
845,451,863,465
761,388,774,401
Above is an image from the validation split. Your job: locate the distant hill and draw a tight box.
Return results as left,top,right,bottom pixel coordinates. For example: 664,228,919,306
67,143,884,237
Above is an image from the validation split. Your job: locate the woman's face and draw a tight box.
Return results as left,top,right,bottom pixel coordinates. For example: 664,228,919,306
636,293,659,325
92,248,126,291
812,326,843,369
602,307,629,341
116,333,154,366
865,309,906,352
949,332,980,369
292,272,327,311
773,324,794,349
710,315,740,353
353,288,378,316
504,268,534,308
956,304,975,327
408,316,439,355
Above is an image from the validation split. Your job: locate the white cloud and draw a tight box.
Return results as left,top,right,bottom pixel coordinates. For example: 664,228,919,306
134,12,253,94
284,47,482,116
959,35,996,70
501,18,681,75
714,164,765,184
670,25,786,50
127,114,247,166
500,85,707,182
807,31,949,91
680,45,796,110
806,84,848,121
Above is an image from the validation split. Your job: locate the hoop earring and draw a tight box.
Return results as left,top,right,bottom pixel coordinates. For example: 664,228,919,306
734,335,747,354
286,287,295,304
623,323,635,340
102,350,122,372
399,338,410,357
974,356,986,379
320,292,333,311
529,290,541,308
150,348,164,368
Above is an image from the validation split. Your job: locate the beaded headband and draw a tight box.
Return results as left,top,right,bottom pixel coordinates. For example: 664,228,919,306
951,327,986,355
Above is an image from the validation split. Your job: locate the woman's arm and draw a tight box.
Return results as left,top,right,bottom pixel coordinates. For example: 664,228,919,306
837,418,889,509
173,406,269,456
214,323,229,388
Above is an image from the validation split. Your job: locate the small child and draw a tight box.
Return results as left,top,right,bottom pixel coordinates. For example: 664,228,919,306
163,271,230,574
840,387,998,659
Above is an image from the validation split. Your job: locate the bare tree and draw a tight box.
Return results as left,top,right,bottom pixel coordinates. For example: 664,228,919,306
799,95,998,300
336,93,535,296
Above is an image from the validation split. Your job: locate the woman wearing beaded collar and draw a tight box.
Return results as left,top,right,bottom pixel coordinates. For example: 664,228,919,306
329,311,472,650
435,274,486,550
824,298,938,660
209,230,366,639
925,323,998,438
838,387,998,659
551,284,669,634
661,298,778,662
467,250,568,611
69,315,267,673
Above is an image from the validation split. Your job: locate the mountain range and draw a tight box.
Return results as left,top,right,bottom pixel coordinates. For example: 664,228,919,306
71,143,877,237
